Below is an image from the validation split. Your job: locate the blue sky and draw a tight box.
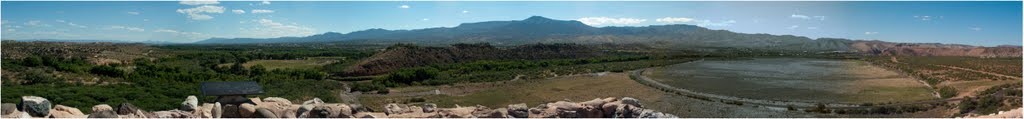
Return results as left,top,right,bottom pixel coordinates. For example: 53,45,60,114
1,1,1020,46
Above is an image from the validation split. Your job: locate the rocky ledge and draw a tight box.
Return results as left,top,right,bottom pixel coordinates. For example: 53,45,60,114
0,96,676,118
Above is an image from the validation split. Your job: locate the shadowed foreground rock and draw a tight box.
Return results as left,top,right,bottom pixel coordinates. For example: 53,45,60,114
1,96,675,118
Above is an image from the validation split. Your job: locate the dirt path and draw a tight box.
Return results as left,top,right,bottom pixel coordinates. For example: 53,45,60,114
931,64,1022,80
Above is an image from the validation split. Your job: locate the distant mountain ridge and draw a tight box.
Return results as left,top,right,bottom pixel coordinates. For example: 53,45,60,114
188,16,1021,57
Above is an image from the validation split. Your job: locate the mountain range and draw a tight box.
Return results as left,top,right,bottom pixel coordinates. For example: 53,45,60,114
197,16,852,51
195,16,1019,57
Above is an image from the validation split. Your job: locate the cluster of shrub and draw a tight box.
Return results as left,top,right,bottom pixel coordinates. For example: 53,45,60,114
958,83,1022,115
1,48,368,112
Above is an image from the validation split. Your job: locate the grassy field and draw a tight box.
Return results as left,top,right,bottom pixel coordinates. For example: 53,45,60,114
225,57,344,70
359,72,664,111
646,58,937,104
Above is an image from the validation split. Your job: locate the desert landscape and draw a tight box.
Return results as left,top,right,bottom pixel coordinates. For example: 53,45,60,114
1,1,1021,118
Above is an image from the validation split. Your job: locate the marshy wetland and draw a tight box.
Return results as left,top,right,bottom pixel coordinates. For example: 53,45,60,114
646,58,939,104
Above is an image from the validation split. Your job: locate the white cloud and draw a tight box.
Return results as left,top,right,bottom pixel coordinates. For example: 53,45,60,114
787,25,799,29
56,20,87,28
240,19,316,38
180,0,219,5
462,10,469,13
791,14,810,19
176,5,225,20
791,14,826,20
108,25,145,32
693,20,736,27
864,32,879,35
969,27,982,31
251,9,274,14
127,11,140,15
261,0,271,5
399,5,410,9
421,18,430,21
232,9,246,14
806,27,818,30
913,15,936,21
24,20,51,27
577,17,647,26
155,29,179,33
655,17,694,23
155,29,204,36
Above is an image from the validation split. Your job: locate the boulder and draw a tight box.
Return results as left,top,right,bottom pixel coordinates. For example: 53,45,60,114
310,103,353,118
528,104,557,118
613,104,644,118
118,110,150,118
387,112,442,118
116,102,140,115
18,96,51,117
1,103,17,115
87,110,118,118
544,101,602,118
180,95,198,111
302,98,324,106
91,104,113,112
620,97,642,107
506,103,529,118
49,105,85,118
196,103,215,118
353,112,386,118
152,110,195,118
473,107,507,118
280,105,300,118
384,103,405,115
439,106,476,118
222,104,241,118
238,103,257,118
255,108,277,118
580,98,609,108
249,97,263,105
296,105,315,117
262,97,292,104
1,110,21,118
211,102,223,118
422,103,437,113
601,101,623,117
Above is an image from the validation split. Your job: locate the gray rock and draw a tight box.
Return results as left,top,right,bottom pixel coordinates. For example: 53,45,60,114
620,97,642,108
91,104,114,112
116,102,140,115
88,110,118,118
296,105,314,117
302,98,324,105
1,103,16,115
211,102,223,118
506,103,529,118
422,103,437,113
384,103,410,115
238,103,257,118
181,95,198,111
222,104,240,118
255,108,277,118
310,104,345,118
18,96,51,117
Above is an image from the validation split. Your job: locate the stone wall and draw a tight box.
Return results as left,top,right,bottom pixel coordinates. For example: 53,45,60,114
0,96,676,118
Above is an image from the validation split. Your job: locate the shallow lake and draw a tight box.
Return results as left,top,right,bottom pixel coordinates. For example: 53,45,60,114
647,58,938,103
